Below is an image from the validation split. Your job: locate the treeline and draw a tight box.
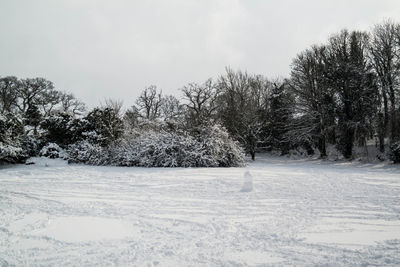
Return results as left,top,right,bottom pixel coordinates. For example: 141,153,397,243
0,77,246,167
1,20,400,165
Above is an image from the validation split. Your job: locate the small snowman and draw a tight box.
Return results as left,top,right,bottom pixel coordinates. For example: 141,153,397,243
240,170,253,192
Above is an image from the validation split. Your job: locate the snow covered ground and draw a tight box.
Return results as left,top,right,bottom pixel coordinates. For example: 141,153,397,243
1,156,400,266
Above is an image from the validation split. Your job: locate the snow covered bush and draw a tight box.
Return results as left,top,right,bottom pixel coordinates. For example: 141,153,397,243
115,125,243,167
39,143,65,159
0,142,24,163
66,125,245,167
66,140,109,165
194,125,245,167
110,131,198,167
21,135,41,157
0,113,27,163
389,141,400,164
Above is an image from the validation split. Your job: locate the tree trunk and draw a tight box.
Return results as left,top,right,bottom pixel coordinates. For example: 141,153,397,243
378,112,385,153
251,151,255,161
318,136,327,158
389,84,397,143
343,128,354,159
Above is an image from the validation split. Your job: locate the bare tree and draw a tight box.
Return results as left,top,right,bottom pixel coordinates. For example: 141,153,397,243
123,105,140,129
181,79,219,127
370,20,400,147
16,78,54,115
59,92,86,116
289,45,335,157
135,85,162,120
217,68,273,160
101,98,124,117
37,89,63,117
160,94,184,122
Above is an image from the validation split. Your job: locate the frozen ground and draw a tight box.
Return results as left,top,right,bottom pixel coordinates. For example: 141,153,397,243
0,156,400,266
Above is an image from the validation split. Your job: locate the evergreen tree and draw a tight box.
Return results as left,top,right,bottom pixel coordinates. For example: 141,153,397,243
84,107,124,146
25,104,42,137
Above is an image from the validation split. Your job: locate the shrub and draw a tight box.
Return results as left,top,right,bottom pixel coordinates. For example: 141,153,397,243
0,113,27,163
39,143,65,159
111,131,198,167
66,125,245,167
389,141,400,164
66,140,109,165
21,135,41,157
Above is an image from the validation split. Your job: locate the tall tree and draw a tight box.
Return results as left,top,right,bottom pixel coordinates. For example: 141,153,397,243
370,20,400,148
217,68,272,159
326,30,379,158
267,81,294,154
289,45,335,157
25,104,42,136
84,107,124,146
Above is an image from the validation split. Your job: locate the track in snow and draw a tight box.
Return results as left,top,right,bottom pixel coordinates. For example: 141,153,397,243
1,156,400,266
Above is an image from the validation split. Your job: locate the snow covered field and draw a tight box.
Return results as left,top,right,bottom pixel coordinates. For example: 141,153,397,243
1,156,400,266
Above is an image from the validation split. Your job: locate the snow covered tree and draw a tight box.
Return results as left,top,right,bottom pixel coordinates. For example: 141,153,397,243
0,112,26,163
40,112,79,147
84,107,124,146
24,104,42,137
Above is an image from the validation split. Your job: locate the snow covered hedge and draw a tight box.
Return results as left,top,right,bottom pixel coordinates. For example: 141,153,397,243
0,113,27,163
39,143,65,159
66,125,245,167
66,141,108,165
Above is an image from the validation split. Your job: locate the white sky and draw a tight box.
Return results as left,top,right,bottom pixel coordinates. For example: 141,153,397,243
1,0,400,108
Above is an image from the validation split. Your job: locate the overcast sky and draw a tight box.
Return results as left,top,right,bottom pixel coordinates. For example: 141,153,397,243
1,0,400,108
